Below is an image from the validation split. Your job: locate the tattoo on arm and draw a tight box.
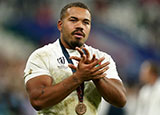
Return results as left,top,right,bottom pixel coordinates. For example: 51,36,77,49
61,77,79,92
72,76,79,83
41,86,45,95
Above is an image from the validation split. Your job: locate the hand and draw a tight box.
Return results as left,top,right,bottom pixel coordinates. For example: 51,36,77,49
69,47,96,64
68,47,110,82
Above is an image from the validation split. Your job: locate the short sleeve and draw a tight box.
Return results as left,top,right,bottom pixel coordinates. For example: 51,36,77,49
24,49,51,84
105,55,121,81
84,45,122,82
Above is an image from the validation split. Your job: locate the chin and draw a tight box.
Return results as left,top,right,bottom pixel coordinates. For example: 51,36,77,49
70,41,83,49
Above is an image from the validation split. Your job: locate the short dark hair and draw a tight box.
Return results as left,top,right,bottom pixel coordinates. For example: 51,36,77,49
145,60,159,76
60,2,91,20
149,61,159,76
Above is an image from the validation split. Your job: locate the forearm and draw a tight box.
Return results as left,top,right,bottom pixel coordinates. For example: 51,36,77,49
30,74,82,110
93,77,127,107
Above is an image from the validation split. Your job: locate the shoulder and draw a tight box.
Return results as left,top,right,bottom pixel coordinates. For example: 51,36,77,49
139,85,150,96
153,78,160,90
29,40,59,58
85,44,112,59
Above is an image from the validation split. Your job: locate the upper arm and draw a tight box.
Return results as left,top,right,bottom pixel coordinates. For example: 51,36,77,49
108,78,126,94
26,75,53,101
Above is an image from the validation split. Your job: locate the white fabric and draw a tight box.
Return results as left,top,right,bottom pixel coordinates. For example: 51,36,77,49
136,78,160,115
24,39,121,115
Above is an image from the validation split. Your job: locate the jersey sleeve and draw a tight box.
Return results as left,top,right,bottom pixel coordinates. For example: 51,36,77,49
105,55,121,81
24,49,51,84
87,45,121,81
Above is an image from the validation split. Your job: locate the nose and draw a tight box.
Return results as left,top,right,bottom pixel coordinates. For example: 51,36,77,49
75,21,84,30
75,27,83,31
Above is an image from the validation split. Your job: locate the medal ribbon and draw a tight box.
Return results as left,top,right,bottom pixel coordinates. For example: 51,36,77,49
59,39,84,103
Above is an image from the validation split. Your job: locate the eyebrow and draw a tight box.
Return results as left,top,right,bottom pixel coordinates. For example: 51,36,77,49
70,16,78,20
70,16,91,22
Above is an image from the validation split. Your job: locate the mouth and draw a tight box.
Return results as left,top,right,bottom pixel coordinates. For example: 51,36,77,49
72,31,85,39
74,34,83,39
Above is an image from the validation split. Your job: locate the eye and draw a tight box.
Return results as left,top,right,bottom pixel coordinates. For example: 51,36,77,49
83,21,90,25
69,18,78,22
70,19,76,22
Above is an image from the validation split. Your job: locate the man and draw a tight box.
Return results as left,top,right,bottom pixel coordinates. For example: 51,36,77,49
136,60,160,115
24,2,126,115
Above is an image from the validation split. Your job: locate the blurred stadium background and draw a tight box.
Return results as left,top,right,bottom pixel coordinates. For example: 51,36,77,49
0,0,160,115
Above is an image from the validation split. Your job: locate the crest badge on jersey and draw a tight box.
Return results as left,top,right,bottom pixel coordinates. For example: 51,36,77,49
57,56,65,65
57,56,67,69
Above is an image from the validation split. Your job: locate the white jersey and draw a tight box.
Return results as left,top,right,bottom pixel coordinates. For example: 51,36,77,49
24,39,121,115
135,78,160,115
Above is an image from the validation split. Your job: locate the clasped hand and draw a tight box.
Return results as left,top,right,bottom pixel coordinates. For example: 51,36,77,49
68,47,110,82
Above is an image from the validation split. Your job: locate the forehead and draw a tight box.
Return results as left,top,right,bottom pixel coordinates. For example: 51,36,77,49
65,7,91,20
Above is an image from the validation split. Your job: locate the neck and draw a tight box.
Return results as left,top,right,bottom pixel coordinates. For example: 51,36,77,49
60,38,72,49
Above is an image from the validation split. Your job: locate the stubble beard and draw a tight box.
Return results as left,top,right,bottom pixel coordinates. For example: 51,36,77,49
62,29,85,49
64,37,83,49
71,39,84,49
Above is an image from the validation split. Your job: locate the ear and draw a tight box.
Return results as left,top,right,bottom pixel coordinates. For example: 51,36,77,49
57,20,62,31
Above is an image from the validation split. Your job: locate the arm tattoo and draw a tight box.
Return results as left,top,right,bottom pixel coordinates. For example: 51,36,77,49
41,86,45,95
72,76,79,83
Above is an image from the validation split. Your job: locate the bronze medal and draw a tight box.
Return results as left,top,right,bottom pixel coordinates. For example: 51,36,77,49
75,103,87,115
